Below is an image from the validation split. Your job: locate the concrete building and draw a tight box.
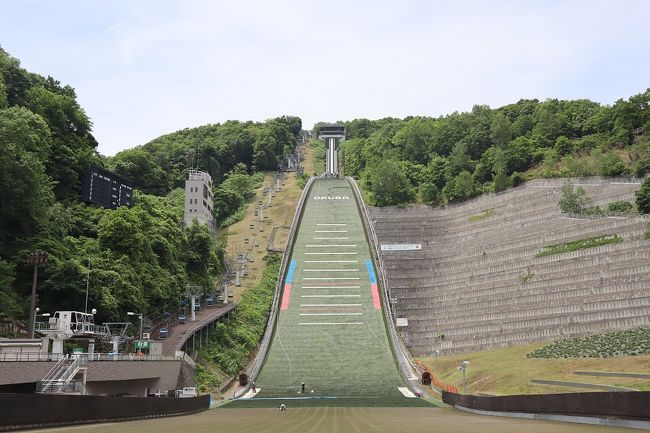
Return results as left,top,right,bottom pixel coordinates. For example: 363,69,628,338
184,170,214,230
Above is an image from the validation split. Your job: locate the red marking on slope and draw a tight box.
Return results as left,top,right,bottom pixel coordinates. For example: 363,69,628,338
280,284,292,310
371,283,380,309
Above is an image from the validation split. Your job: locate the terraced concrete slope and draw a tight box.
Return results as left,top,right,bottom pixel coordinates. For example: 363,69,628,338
254,178,410,402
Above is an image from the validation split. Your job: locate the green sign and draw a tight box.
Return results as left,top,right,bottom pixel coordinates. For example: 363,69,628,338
135,340,151,349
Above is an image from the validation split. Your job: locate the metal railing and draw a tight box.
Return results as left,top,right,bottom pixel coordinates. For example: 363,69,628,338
0,352,66,362
34,321,109,336
243,176,316,392
0,352,183,362
84,353,183,362
347,176,422,394
40,355,69,382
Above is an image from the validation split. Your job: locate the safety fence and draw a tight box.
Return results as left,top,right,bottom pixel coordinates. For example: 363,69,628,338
442,390,650,421
0,393,209,431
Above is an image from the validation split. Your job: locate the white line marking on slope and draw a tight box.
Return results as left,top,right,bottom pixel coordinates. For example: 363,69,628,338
301,295,361,298
300,304,362,307
300,313,363,316
305,245,356,248
314,230,348,233
304,260,359,263
302,286,360,289
304,269,359,272
304,252,358,255
313,237,349,240
299,322,363,325
302,277,360,280
316,224,347,226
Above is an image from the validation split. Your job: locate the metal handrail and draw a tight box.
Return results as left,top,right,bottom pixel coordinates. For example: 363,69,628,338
243,176,316,391
0,352,66,362
40,354,69,382
347,176,422,394
84,353,183,362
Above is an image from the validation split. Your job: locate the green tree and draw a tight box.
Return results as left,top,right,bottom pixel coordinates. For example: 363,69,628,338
0,74,7,109
492,149,509,191
490,112,512,148
368,160,415,206
636,177,650,213
418,181,439,204
444,171,479,202
0,108,54,252
559,181,590,213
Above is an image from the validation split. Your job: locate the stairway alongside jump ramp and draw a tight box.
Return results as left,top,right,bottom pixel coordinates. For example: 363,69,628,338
243,177,426,406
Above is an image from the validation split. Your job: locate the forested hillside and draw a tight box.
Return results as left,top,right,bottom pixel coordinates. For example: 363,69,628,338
338,93,650,206
0,47,300,325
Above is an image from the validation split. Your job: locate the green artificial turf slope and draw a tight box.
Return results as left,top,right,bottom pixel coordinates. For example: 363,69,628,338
253,178,420,406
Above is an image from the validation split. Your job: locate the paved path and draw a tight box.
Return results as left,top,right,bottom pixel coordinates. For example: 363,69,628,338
161,303,235,355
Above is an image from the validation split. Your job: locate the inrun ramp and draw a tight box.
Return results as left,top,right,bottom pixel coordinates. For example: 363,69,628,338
252,177,418,405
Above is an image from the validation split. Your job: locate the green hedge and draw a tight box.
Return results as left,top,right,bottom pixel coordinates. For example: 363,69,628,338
528,327,650,358
535,234,623,257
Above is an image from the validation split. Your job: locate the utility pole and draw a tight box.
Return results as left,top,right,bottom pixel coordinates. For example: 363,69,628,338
84,259,91,313
27,251,48,338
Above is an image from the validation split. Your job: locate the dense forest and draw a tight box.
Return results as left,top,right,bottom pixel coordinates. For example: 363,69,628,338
0,47,300,325
338,92,650,206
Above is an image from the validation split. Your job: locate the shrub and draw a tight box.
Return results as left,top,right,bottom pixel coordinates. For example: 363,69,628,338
636,177,650,214
607,200,635,213
535,234,623,257
558,181,590,213
469,209,494,222
528,327,650,358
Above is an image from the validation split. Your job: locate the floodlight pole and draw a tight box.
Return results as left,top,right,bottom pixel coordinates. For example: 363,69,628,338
458,360,470,394
127,312,143,340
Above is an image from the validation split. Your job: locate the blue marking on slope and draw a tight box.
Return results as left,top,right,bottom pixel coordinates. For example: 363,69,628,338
286,260,296,284
365,259,376,284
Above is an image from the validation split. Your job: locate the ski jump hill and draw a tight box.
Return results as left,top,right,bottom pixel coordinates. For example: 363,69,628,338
238,176,426,406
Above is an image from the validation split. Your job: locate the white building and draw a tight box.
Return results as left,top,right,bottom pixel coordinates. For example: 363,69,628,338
184,170,215,230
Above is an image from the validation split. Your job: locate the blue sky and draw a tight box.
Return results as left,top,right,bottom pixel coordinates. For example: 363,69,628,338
1,0,649,156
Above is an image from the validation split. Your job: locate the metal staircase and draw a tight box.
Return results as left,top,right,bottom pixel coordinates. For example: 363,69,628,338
37,354,87,394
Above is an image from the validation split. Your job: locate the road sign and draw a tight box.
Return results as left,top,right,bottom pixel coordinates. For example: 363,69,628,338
380,244,422,251
134,340,151,350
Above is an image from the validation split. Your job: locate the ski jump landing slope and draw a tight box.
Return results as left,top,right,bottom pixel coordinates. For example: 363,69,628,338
253,178,416,404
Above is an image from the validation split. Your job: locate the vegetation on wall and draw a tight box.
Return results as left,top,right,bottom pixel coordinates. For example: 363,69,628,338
558,181,639,216
527,327,650,358
535,234,623,258
337,91,650,206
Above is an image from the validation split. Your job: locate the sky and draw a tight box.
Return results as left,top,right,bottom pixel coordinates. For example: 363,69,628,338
1,0,649,156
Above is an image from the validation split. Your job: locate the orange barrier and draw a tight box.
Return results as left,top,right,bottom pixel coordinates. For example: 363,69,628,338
416,360,458,394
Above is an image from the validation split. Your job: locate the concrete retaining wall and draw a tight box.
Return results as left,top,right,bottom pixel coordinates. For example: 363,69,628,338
369,178,650,355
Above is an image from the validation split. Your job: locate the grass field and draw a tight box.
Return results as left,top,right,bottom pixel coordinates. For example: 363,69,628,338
31,407,636,433
253,177,414,404
219,170,303,302
419,342,650,395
